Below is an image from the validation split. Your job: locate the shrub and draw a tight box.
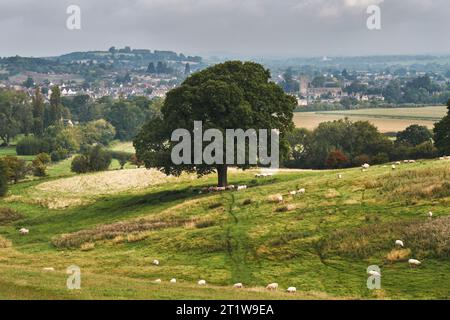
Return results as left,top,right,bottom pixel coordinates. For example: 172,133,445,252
325,149,349,168
30,159,47,177
353,154,370,166
35,153,51,165
50,148,69,162
0,160,7,197
71,155,90,174
1,156,28,183
71,146,112,174
16,136,48,155
371,152,390,165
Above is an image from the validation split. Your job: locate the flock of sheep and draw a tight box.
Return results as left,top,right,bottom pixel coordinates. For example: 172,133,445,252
150,259,297,293
20,157,447,294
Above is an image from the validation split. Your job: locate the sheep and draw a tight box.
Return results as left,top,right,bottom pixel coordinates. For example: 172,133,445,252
216,187,226,192
289,190,297,196
233,283,243,288
408,259,421,268
198,279,206,285
367,270,381,277
43,267,55,272
297,188,306,194
237,185,247,191
170,278,177,284
152,259,160,266
428,211,433,218
395,240,404,247
226,185,235,190
19,228,29,235
266,283,278,291
269,194,283,203
286,287,296,293
395,161,401,165
255,174,261,178
337,174,342,179
409,160,416,163
154,279,162,283
362,163,370,169
392,165,396,170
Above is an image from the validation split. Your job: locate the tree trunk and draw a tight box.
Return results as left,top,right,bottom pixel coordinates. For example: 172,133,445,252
217,164,228,187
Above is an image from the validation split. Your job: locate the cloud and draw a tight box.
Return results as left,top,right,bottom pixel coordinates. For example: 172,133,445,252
0,0,448,57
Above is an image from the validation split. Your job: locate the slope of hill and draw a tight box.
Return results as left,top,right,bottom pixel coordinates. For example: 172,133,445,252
0,160,449,299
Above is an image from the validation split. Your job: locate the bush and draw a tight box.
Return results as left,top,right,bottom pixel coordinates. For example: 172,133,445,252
16,136,48,155
129,154,144,168
30,159,47,177
325,149,349,168
50,149,69,162
36,153,51,165
353,154,370,166
0,160,8,197
71,155,90,174
1,156,28,183
71,146,112,174
371,152,390,165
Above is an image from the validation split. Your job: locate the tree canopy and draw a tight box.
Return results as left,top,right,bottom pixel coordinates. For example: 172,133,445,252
134,61,297,186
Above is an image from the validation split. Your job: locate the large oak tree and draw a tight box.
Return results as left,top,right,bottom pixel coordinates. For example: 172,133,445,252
134,61,296,186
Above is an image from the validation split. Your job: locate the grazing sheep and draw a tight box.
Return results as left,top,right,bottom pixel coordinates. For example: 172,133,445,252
217,187,226,192
226,185,235,190
408,259,421,268
367,270,381,277
43,267,55,272
152,259,160,266
255,174,261,178
409,160,416,163
269,194,283,203
233,283,243,288
237,185,247,191
428,211,433,218
362,163,370,169
395,161,401,165
19,228,29,235
337,174,342,179
297,188,306,194
198,279,206,285
289,191,297,196
154,279,162,283
392,165,396,170
170,278,177,283
395,240,404,247
286,287,296,293
266,283,278,291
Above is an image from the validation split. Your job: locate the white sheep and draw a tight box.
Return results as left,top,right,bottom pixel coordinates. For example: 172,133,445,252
297,188,306,194
289,191,297,196
395,240,404,247
198,279,206,285
226,185,235,190
367,270,381,277
237,185,247,191
428,211,433,218
217,187,226,192
408,259,421,268
170,278,177,283
42,267,55,272
392,165,396,170
266,283,278,291
395,161,401,165
19,228,29,235
154,279,162,283
255,174,261,178
337,174,342,179
362,163,370,169
269,194,283,203
286,287,296,293
233,283,243,288
152,259,160,266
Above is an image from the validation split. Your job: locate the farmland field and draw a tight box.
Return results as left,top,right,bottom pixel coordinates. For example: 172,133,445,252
1,156,450,299
294,106,447,132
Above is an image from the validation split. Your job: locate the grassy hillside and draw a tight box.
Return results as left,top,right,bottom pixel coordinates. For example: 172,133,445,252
0,159,449,300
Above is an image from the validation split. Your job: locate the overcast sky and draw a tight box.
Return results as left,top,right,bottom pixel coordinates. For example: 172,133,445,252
0,0,449,58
